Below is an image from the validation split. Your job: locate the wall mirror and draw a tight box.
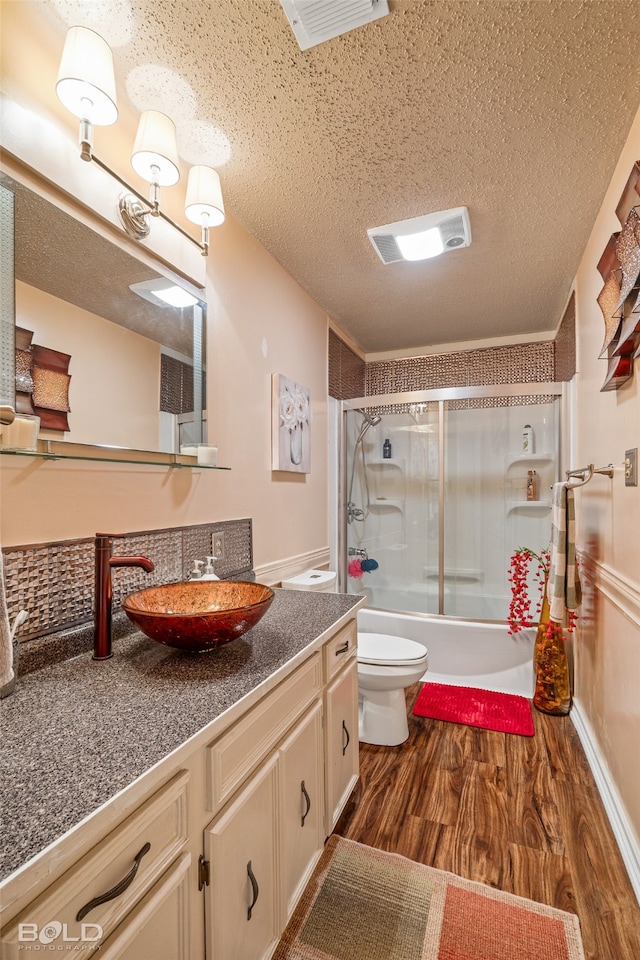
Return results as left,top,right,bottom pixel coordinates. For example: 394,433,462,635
0,171,206,457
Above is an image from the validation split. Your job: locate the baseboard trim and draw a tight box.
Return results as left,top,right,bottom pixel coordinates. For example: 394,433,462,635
254,548,331,587
571,699,640,904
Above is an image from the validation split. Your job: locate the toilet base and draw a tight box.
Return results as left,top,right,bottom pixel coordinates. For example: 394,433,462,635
359,687,409,746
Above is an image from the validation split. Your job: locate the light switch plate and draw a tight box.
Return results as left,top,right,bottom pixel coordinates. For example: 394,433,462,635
625,448,638,487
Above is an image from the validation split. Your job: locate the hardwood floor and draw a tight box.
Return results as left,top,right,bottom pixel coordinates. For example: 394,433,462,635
334,683,640,960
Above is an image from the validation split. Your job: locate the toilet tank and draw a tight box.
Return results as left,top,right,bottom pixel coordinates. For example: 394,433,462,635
280,569,337,592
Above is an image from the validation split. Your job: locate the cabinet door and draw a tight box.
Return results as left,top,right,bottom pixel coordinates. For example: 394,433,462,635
278,701,324,922
204,755,279,960
96,854,191,960
325,658,359,833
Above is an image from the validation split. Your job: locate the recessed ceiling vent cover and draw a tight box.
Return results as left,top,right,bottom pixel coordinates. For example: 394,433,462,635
368,207,472,264
279,0,389,51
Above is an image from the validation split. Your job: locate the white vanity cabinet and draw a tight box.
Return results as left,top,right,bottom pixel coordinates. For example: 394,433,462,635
323,621,359,832
0,771,191,959
0,610,361,960
204,755,280,960
201,656,326,960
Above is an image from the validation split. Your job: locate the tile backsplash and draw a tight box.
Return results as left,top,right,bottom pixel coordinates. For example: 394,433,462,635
2,518,253,643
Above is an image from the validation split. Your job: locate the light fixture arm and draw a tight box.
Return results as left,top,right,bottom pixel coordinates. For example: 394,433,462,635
80,141,208,255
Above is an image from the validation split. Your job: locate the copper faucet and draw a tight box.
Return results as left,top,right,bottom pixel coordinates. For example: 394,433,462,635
94,533,154,660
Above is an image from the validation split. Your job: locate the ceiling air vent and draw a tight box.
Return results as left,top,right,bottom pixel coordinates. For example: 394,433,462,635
367,207,472,265
279,0,389,51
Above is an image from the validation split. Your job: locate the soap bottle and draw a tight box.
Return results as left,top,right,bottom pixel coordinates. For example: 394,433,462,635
200,556,220,581
382,438,392,459
522,424,534,454
526,470,537,501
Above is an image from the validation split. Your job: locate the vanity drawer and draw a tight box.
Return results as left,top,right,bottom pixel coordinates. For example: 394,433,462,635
323,621,357,683
1,770,189,955
206,653,322,812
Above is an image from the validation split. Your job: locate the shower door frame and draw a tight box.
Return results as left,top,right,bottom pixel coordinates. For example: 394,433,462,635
339,382,564,618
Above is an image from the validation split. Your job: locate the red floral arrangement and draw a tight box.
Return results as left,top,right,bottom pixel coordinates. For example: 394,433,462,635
507,546,577,637
507,547,550,634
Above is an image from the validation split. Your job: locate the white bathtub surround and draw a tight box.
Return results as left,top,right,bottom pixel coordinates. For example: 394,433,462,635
357,608,535,699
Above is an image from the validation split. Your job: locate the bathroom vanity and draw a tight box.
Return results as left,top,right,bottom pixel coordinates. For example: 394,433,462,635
0,589,363,959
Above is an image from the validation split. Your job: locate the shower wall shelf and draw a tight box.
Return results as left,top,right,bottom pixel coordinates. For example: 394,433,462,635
506,499,552,514
370,498,404,510
505,453,553,465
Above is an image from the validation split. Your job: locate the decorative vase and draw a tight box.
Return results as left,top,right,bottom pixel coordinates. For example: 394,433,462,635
532,587,571,716
290,424,302,465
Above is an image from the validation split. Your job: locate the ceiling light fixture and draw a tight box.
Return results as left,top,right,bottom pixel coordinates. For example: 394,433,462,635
129,278,200,308
368,207,471,265
55,25,224,256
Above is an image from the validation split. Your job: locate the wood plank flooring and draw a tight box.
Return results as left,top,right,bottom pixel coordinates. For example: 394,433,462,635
334,683,640,960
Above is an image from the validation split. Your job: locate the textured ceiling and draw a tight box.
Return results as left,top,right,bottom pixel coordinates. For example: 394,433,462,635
35,0,640,353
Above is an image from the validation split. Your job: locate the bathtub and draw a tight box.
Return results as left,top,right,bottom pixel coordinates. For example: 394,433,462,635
357,607,535,698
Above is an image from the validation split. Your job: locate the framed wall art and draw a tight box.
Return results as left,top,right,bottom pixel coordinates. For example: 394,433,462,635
271,373,310,473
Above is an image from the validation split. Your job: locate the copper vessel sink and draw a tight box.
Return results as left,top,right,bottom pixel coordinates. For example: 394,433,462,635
122,581,275,652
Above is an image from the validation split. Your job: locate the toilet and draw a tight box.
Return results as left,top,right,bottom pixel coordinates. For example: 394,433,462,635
357,632,428,746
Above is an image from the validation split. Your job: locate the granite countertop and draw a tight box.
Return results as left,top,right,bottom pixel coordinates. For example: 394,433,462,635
0,589,362,882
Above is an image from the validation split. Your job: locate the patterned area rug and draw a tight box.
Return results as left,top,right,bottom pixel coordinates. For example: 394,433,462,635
273,836,585,960
412,682,535,736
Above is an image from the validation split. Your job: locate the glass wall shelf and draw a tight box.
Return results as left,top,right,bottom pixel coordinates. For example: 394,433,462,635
0,441,230,470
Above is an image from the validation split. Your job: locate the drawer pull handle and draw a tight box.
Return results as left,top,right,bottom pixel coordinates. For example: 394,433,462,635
335,641,350,655
76,842,151,921
342,720,350,756
301,780,311,826
247,860,259,920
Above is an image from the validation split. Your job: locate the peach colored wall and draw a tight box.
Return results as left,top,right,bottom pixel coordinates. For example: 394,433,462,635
0,4,330,567
16,281,162,449
572,106,640,844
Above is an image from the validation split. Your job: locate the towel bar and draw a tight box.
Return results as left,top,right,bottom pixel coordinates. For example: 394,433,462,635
565,463,615,488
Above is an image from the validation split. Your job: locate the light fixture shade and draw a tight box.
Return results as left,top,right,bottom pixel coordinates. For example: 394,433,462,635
185,166,225,226
131,110,180,186
56,26,118,125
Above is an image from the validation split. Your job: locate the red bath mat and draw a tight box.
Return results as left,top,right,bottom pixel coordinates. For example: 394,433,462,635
413,682,535,736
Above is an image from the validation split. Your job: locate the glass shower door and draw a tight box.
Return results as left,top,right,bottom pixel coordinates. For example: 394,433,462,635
443,397,559,620
344,404,439,613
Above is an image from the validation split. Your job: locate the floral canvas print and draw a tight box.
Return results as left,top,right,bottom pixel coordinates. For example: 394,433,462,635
272,373,311,473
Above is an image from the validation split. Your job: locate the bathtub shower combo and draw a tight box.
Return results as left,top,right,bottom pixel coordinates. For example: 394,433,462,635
340,384,563,743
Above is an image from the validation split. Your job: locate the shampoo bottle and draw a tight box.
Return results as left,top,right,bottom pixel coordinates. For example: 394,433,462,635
522,424,534,454
383,438,392,459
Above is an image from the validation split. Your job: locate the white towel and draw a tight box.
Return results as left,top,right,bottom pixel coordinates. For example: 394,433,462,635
548,481,581,623
0,549,14,693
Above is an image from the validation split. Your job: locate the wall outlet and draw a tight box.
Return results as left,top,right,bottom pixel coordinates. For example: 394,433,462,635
625,448,638,487
212,532,225,559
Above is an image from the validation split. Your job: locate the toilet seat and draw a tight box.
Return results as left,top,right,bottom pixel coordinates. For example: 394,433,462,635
358,632,427,667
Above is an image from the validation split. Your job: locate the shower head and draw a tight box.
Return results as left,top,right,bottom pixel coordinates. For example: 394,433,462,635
356,409,382,427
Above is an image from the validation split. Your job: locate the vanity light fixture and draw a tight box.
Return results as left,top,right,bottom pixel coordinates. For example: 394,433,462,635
55,25,224,256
